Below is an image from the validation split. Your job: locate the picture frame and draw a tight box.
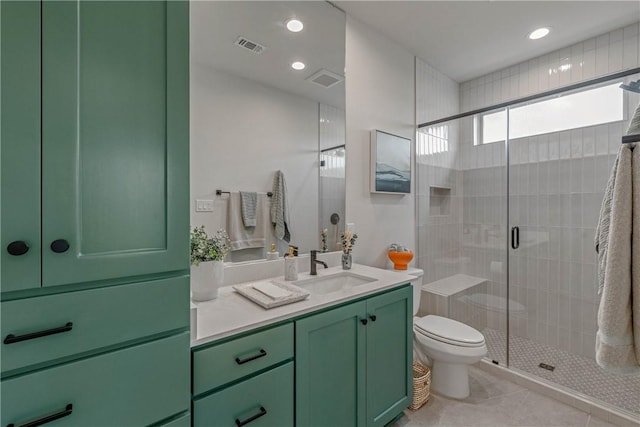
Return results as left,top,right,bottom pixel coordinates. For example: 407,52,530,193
370,130,411,194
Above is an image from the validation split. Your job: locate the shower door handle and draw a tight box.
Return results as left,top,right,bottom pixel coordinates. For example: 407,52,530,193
511,226,520,249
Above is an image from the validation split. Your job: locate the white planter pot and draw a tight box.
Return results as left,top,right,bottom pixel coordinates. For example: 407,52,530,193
191,260,224,301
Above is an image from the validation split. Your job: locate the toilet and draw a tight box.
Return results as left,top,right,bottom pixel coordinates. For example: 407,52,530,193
394,267,488,399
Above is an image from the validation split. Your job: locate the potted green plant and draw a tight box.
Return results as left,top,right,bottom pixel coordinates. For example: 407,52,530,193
190,225,230,301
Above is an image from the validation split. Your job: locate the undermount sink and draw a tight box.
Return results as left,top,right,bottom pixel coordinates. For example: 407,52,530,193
293,272,376,295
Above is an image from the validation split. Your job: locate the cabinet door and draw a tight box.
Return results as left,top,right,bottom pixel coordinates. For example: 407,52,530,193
41,1,189,287
365,286,412,427
296,301,367,427
0,1,42,292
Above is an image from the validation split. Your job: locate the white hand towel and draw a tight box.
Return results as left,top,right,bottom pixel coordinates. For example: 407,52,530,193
240,191,258,227
595,144,639,373
252,281,292,301
227,192,267,251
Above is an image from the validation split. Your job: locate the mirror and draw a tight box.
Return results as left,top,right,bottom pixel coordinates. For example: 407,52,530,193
190,1,346,263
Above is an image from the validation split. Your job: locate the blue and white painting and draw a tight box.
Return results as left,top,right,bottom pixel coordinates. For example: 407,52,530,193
373,131,411,193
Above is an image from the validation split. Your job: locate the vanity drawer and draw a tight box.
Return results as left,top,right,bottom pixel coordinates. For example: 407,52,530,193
1,276,189,374
193,361,293,427
192,322,293,395
1,332,190,427
158,413,191,427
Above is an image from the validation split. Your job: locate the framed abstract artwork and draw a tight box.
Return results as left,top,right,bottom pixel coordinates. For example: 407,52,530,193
370,130,411,194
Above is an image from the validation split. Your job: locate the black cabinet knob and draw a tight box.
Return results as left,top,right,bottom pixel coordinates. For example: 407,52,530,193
360,318,368,325
369,315,377,322
50,239,70,253
7,241,29,256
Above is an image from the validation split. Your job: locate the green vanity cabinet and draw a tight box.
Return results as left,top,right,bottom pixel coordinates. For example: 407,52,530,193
1,1,191,425
365,287,414,427
1,0,189,292
295,285,412,427
192,323,295,427
0,0,42,292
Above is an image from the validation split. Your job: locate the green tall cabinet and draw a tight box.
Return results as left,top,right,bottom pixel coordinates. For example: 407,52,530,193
1,1,191,425
295,286,413,427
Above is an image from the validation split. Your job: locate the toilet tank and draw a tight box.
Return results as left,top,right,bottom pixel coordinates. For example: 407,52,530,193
388,267,424,315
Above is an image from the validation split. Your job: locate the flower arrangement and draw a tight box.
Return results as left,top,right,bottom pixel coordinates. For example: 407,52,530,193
321,228,328,252
190,225,230,265
340,230,358,254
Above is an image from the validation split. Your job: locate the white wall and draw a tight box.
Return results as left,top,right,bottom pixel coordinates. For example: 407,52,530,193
344,16,416,268
190,63,319,259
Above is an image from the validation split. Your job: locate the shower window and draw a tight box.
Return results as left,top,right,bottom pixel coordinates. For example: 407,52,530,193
475,82,624,145
417,125,450,155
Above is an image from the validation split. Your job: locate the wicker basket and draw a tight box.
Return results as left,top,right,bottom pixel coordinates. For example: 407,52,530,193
409,361,431,411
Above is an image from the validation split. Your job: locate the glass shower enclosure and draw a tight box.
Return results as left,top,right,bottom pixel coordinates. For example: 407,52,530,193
416,72,640,418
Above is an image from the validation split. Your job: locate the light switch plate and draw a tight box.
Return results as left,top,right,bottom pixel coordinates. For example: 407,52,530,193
195,199,214,212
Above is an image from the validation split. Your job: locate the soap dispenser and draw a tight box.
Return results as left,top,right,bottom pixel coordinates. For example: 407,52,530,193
266,243,279,260
284,247,298,281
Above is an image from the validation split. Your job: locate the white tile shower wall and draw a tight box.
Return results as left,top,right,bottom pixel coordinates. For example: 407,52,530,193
319,104,346,251
320,103,346,151
459,23,640,360
460,23,640,112
415,58,464,285
505,120,636,360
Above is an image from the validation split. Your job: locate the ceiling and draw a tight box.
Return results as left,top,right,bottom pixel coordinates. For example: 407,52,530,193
190,1,346,108
336,1,640,82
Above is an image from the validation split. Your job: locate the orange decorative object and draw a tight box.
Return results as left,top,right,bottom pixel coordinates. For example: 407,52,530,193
388,251,413,270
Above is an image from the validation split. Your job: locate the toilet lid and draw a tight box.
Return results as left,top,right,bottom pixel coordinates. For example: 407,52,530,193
414,315,485,347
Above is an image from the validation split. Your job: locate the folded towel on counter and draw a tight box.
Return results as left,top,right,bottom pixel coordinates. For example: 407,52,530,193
240,191,258,227
227,192,267,251
252,282,293,300
595,144,639,373
270,170,291,242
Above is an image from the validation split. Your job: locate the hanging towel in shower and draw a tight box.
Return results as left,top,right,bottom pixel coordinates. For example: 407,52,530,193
227,192,267,251
632,143,640,368
595,155,620,294
240,191,258,227
270,170,291,243
594,144,639,373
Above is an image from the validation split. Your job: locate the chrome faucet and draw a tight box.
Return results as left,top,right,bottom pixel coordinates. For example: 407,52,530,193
310,250,328,275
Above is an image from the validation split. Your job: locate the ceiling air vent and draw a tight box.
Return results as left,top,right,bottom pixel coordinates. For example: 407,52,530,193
306,69,344,88
234,36,266,54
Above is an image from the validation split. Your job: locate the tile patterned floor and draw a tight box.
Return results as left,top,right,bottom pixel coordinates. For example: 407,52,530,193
483,328,640,416
391,366,623,427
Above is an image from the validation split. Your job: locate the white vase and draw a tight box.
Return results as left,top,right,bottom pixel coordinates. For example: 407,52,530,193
191,260,224,301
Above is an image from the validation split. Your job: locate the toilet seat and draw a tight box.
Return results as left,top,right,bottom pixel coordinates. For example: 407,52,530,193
414,315,485,348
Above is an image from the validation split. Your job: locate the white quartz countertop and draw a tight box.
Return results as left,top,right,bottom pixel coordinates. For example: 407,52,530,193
191,264,415,348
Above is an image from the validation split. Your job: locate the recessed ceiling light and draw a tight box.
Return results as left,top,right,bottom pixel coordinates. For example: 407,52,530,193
286,19,304,33
528,27,550,40
291,61,305,70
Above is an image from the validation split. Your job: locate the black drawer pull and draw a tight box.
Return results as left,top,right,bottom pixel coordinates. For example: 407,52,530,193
8,403,73,427
360,318,368,325
235,349,267,365
235,406,267,427
4,322,73,345
369,315,377,322
7,241,29,256
50,239,69,253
